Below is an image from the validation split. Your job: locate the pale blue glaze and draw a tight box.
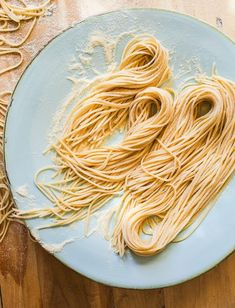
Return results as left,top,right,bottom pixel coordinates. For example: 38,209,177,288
4,9,235,289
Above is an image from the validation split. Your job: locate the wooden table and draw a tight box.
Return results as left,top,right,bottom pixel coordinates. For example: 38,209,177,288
0,1,234,307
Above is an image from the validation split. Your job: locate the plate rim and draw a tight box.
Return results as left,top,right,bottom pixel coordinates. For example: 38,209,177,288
3,8,235,289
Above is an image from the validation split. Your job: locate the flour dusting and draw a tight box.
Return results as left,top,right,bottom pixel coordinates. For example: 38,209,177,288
42,238,75,253
174,56,203,81
44,3,57,17
15,184,29,197
47,78,89,144
30,228,75,254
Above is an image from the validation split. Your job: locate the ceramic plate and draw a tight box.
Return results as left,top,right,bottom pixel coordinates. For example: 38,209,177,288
4,9,235,288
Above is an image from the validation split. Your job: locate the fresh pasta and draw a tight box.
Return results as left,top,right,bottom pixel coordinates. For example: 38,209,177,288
13,33,235,258
0,0,51,75
0,93,14,242
55,35,171,152
17,86,174,228
112,76,235,256
15,35,172,228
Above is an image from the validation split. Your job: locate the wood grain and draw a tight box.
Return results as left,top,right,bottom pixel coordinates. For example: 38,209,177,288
0,1,234,307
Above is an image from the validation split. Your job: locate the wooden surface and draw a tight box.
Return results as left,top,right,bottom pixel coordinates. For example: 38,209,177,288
0,1,235,307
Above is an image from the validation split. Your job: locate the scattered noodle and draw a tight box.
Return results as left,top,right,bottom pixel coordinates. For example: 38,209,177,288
0,93,13,242
0,0,51,75
0,48,23,76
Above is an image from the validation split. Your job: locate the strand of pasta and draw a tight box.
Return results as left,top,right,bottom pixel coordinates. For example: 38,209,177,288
0,47,23,75
112,75,235,256
0,93,13,241
0,1,51,76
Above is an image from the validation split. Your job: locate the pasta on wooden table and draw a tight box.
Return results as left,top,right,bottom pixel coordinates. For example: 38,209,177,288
0,93,13,241
0,0,51,75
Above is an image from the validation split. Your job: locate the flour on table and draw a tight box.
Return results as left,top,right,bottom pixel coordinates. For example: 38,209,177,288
44,4,57,17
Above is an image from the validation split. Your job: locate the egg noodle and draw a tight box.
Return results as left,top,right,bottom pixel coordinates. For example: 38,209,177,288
14,33,235,256
0,20,232,255
55,35,171,151
15,35,172,228
112,76,235,256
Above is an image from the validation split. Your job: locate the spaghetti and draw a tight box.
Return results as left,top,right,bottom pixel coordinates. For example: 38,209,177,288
112,76,235,256
16,86,174,228
14,35,172,228
0,93,14,242
0,0,51,76
10,33,235,257
55,35,171,152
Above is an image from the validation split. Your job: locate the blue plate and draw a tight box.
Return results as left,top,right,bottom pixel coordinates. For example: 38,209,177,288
4,9,235,288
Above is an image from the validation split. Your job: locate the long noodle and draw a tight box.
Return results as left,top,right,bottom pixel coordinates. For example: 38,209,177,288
112,75,235,256
16,87,174,227
0,93,14,241
11,34,235,257
56,35,171,151
14,35,172,228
